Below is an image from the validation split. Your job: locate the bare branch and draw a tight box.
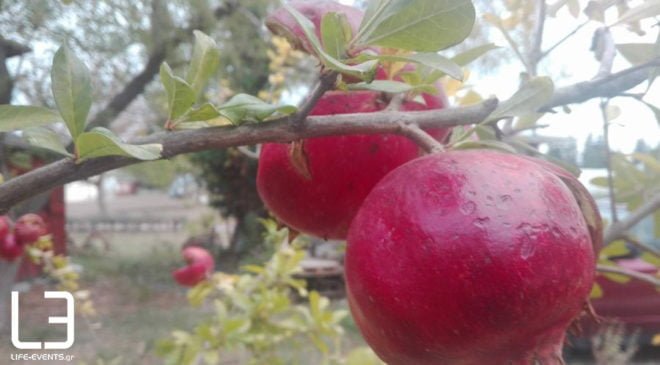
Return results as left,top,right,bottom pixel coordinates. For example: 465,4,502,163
292,71,338,128
622,234,660,257
597,264,660,287
604,194,660,244
399,123,444,153
0,99,499,213
529,0,547,76
600,99,619,223
543,57,660,110
541,20,589,59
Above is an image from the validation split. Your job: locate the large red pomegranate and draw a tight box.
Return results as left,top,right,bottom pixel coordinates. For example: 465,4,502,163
345,150,598,365
257,88,449,239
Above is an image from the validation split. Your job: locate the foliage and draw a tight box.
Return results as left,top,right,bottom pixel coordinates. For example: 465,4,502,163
156,220,349,365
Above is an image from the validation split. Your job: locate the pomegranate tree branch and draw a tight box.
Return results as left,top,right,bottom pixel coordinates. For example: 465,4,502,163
0,99,498,213
603,194,660,244
596,264,660,287
399,123,444,153
622,234,660,257
543,57,660,110
292,71,338,128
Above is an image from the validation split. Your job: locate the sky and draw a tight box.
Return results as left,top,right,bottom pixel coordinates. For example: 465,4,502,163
334,0,660,154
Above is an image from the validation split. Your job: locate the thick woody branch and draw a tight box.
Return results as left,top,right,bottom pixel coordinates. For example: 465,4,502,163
0,99,498,213
603,194,660,244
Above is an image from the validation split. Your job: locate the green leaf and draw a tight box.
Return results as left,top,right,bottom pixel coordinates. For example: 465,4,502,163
76,127,162,161
218,94,296,124
346,347,384,365
453,140,517,154
355,0,475,52
616,43,657,65
51,45,92,139
0,106,62,132
489,77,554,121
321,12,351,59
347,80,417,93
371,53,463,80
641,252,660,267
285,4,378,80
600,240,630,258
186,31,220,98
641,101,660,126
451,43,500,67
614,0,660,26
160,63,196,121
22,127,72,157
599,259,632,284
590,282,603,299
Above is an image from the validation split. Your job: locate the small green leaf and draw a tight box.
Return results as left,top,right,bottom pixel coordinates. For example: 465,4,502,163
616,43,657,65
355,0,475,52
641,252,660,267
321,12,351,59
23,127,72,157
451,43,500,67
641,101,660,126
614,0,660,26
590,282,604,299
347,80,417,93
76,127,162,161
346,347,385,365
51,45,92,139
489,77,554,121
171,103,228,129
453,140,517,154
218,94,296,124
371,53,463,80
186,31,220,98
0,106,62,132
160,63,196,121
285,4,378,80
600,240,630,258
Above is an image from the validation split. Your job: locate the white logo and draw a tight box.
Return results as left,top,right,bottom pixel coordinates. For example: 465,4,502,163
11,291,75,350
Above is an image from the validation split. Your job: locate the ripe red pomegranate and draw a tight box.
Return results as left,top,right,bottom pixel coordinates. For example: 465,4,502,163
257,88,449,239
172,246,215,287
0,215,11,239
345,150,598,365
0,233,23,261
15,213,48,245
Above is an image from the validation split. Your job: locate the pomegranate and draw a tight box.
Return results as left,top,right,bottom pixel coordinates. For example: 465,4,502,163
14,213,48,245
0,233,23,262
172,246,215,287
345,150,598,365
257,87,449,240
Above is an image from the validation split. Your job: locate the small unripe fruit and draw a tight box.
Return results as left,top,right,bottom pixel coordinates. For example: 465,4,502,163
346,150,598,365
172,246,215,287
15,213,48,246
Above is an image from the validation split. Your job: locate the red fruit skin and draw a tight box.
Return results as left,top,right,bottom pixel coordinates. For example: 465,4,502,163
0,216,11,239
0,234,24,262
14,213,48,246
257,89,449,240
266,0,364,56
345,150,596,365
172,246,215,287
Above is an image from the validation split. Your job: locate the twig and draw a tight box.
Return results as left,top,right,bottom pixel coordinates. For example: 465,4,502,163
600,98,618,223
237,146,260,160
291,71,337,129
399,123,444,153
0,99,499,213
622,234,660,257
529,0,547,76
604,194,660,244
597,264,660,287
541,20,590,59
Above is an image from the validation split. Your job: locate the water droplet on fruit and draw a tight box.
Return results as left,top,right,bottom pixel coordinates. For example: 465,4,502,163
473,217,490,229
460,201,476,215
